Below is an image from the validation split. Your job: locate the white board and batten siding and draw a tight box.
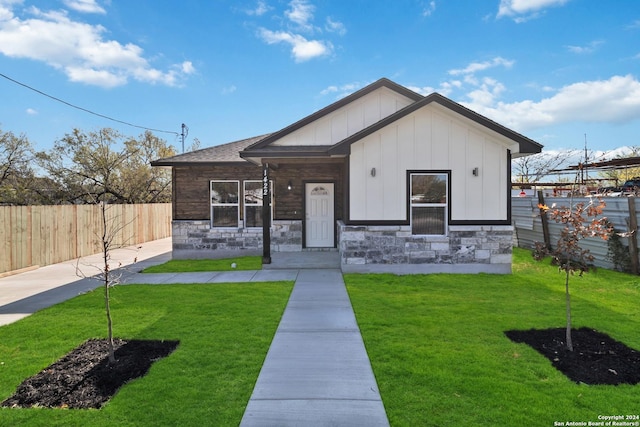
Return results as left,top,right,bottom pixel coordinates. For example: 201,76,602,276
272,87,415,147
349,103,518,222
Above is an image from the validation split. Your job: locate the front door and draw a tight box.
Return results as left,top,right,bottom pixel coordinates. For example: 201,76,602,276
305,183,334,248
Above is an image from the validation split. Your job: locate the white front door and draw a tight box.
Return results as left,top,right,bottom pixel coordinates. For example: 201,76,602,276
305,183,334,248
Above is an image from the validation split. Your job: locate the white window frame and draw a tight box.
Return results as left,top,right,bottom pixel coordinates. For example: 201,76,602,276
410,172,448,236
210,180,240,228
243,180,273,228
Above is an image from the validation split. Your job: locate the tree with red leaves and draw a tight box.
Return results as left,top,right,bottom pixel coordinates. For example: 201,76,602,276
533,198,612,351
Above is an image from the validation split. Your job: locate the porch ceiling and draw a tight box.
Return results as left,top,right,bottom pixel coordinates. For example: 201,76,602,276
240,145,346,165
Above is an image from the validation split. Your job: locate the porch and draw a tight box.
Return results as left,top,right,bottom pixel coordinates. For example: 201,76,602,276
263,250,340,270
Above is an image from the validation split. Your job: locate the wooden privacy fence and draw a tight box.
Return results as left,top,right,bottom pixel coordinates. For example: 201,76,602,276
0,203,172,275
513,194,639,274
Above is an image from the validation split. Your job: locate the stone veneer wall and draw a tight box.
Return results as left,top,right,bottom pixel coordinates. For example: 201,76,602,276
171,220,303,258
338,222,513,274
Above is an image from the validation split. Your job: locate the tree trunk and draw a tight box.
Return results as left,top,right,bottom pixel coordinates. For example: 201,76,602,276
565,270,573,352
105,279,115,364
101,203,116,364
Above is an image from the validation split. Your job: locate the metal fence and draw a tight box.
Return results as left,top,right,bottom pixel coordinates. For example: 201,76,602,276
513,195,639,273
0,203,172,275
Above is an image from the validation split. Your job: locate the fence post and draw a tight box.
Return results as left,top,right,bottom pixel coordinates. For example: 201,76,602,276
627,196,639,275
537,191,552,250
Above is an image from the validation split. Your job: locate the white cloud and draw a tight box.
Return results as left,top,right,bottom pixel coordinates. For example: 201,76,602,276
0,0,22,19
422,1,436,17
26,108,38,115
463,75,640,132
286,0,315,32
320,82,361,98
62,0,106,14
497,0,570,21
626,19,640,30
408,80,462,96
258,28,331,62
325,17,346,35
244,0,270,16
566,40,604,54
466,77,506,106
449,57,514,76
222,85,237,95
0,4,194,88
255,0,339,62
405,57,513,107
180,61,195,75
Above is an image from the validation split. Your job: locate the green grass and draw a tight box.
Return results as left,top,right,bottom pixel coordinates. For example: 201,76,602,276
142,256,262,273
345,248,640,426
0,281,293,426
2,250,639,426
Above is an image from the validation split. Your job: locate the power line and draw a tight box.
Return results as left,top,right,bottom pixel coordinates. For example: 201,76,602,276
0,72,179,136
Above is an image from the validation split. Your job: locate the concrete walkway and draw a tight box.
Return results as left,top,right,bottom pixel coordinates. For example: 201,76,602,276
0,239,390,426
0,237,173,326
241,269,389,426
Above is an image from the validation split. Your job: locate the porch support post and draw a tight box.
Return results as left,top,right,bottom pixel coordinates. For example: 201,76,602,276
262,162,272,264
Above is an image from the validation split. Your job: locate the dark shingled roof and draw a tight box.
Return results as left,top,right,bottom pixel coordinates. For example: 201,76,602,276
150,134,271,166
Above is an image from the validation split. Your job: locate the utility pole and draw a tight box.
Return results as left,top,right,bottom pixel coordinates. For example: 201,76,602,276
583,133,588,187
181,123,189,153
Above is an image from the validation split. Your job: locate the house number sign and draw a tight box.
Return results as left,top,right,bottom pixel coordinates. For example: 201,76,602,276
262,164,269,197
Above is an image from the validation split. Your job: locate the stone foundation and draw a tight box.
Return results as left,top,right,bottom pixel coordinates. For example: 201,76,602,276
170,220,513,273
171,220,303,259
338,222,513,274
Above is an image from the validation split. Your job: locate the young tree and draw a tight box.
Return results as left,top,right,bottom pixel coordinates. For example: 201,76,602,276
534,197,612,351
75,200,139,363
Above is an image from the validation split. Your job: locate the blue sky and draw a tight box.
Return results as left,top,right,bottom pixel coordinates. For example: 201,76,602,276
1,0,640,159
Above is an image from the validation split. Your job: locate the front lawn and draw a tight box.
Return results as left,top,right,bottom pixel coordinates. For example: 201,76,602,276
2,249,638,426
0,281,293,426
142,256,262,273
345,248,640,426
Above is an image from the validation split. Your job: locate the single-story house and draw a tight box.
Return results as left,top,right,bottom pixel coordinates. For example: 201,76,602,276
151,78,542,273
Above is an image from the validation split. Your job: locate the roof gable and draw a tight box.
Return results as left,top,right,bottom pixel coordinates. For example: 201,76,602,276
240,78,423,155
328,92,542,156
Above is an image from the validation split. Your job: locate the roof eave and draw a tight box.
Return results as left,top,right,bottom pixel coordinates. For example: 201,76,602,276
150,160,251,167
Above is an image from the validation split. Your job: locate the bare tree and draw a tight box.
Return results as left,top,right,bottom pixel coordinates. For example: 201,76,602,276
76,200,139,363
188,137,201,152
512,150,579,183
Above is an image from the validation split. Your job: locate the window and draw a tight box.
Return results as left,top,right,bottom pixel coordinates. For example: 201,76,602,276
244,180,272,228
410,173,448,235
210,181,239,227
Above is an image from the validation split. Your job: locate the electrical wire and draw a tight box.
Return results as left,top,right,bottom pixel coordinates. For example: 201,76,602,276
0,72,179,136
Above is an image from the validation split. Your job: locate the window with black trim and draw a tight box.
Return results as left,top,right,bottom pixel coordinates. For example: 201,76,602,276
210,181,239,227
244,180,272,228
410,173,448,235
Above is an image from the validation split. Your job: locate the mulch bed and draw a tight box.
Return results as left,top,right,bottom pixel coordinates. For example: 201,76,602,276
505,327,640,385
1,338,179,409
